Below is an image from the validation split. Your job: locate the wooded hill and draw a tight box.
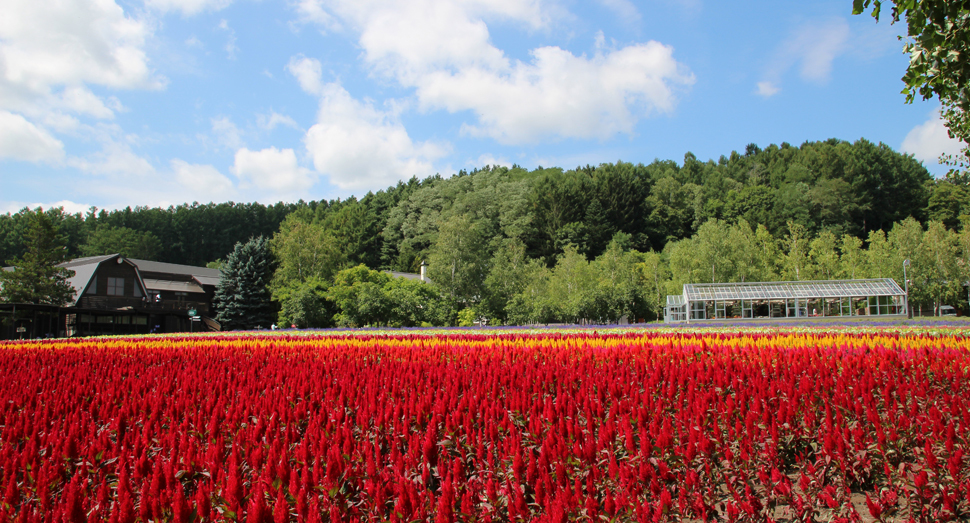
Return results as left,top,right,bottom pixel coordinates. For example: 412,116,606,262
4,137,970,324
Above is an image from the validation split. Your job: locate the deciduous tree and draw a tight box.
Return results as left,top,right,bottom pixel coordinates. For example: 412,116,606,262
328,265,392,327
780,221,810,280
275,277,334,328
854,0,970,170
270,211,345,288
427,214,488,307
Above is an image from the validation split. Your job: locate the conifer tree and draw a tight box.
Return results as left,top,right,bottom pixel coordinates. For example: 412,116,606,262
0,210,75,305
214,236,276,330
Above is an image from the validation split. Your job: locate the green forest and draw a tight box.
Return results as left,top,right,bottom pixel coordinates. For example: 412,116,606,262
4,137,970,325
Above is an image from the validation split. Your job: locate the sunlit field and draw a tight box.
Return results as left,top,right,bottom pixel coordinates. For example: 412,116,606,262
1,327,968,522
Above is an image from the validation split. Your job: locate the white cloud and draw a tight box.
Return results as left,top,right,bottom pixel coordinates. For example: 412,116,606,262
352,1,511,81
49,200,93,214
286,55,326,96
66,141,242,207
756,81,780,98
218,19,238,60
0,0,162,104
597,0,641,24
796,20,849,82
758,18,850,94
62,139,200,206
849,19,904,61
901,109,965,165
0,200,91,215
472,154,511,168
231,147,315,194
293,0,342,31
755,18,855,98
146,0,233,16
69,141,156,178
286,57,445,190
0,111,65,163
295,0,692,144
301,79,448,191
211,116,244,150
171,159,237,201
42,113,83,133
257,111,300,131
59,86,116,119
421,43,694,143
0,0,163,180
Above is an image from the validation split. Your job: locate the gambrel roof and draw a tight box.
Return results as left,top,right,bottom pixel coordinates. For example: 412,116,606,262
57,255,221,306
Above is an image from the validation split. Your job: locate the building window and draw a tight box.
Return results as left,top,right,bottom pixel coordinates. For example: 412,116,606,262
107,277,125,296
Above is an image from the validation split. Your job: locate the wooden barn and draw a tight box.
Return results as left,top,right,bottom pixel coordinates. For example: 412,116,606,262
1,254,222,339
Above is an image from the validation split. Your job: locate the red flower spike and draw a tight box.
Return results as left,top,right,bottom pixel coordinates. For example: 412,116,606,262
172,484,191,523
460,490,474,516
308,497,323,523
248,482,269,523
63,477,86,523
3,476,19,509
5,330,970,521
604,492,616,516
865,494,882,520
137,479,151,522
195,486,211,521
914,470,928,489
924,440,938,471
435,480,455,523
273,488,289,523
295,488,308,522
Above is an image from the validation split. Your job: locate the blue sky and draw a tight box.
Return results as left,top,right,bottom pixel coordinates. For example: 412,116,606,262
0,0,963,214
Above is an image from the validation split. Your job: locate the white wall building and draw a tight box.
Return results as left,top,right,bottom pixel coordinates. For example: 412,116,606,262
664,279,907,322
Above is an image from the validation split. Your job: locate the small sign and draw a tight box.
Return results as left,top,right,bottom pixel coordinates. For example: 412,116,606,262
187,309,197,317
190,316,201,321
16,327,26,333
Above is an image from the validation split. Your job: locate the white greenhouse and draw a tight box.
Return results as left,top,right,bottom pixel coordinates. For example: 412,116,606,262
664,279,907,323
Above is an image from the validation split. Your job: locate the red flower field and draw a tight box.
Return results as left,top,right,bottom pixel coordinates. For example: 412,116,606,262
0,329,967,522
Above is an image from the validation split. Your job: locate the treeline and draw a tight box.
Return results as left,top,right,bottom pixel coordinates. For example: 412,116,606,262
280,216,970,326
661,217,970,317
0,202,297,268
6,137,970,324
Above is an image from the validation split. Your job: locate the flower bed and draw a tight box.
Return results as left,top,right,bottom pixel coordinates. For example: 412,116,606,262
0,329,967,521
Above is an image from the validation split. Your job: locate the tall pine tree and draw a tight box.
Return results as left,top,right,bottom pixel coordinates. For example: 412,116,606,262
0,210,75,305
213,236,276,330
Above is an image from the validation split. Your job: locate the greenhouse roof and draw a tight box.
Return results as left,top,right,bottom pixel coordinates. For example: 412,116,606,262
682,279,905,302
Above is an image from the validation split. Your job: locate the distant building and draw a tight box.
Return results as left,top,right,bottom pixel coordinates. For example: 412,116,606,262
384,260,433,284
664,278,907,323
1,254,222,339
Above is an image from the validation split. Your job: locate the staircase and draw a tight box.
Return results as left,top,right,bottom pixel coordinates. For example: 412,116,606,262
201,316,221,332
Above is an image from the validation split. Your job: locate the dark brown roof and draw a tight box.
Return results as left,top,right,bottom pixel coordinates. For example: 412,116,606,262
55,255,222,305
